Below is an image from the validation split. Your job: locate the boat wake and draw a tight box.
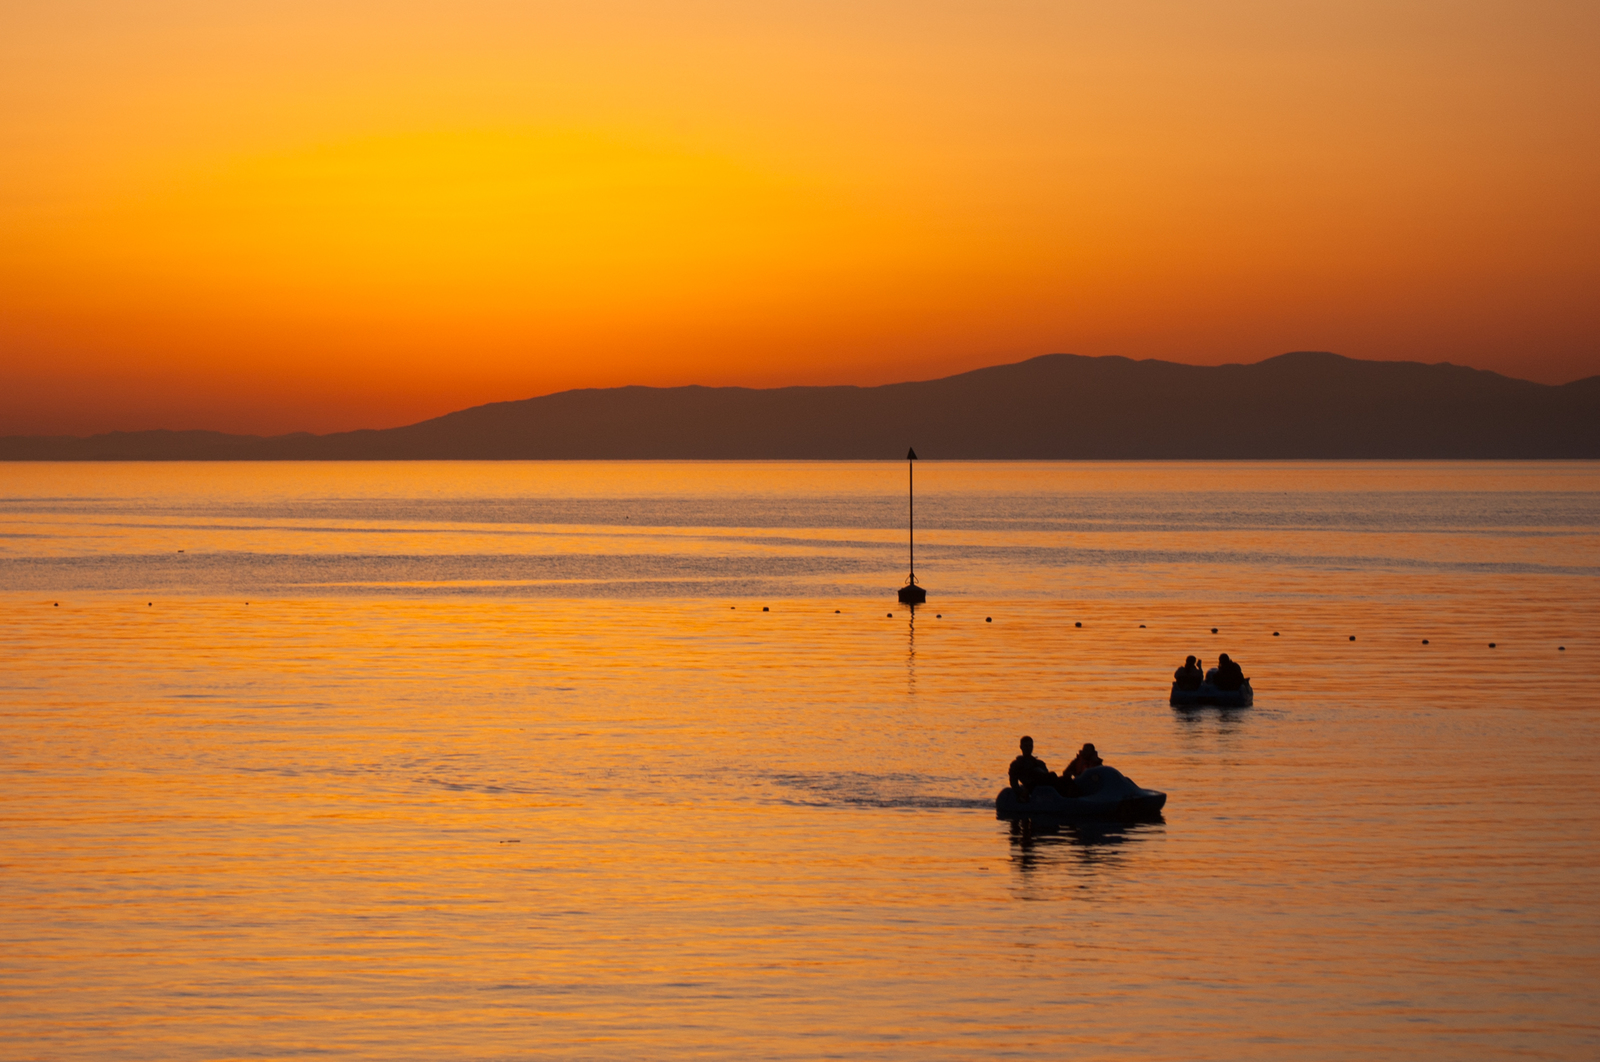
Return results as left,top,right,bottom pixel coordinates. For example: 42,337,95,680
771,771,992,810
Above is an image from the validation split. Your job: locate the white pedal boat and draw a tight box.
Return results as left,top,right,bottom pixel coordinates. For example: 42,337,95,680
994,765,1167,821
1169,678,1253,708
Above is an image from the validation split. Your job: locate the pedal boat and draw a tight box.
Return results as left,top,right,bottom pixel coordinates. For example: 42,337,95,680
994,765,1167,821
1169,678,1253,708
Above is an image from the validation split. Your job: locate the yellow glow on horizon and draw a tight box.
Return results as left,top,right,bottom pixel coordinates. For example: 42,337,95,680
15,128,949,312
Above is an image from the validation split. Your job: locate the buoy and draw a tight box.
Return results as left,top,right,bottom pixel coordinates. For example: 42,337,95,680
1489,642,1496,648
1211,627,1218,633
1422,639,1429,644
887,612,894,618
1349,636,1356,641
896,447,927,605
1139,624,1146,628
835,609,840,613
986,617,992,623
1075,621,1082,628
1559,646,1565,650
936,613,942,618
1273,632,1280,636
148,602,152,606
53,602,58,607
762,606,769,612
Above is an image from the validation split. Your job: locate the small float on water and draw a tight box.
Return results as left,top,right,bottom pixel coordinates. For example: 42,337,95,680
995,766,1167,821
1169,678,1254,708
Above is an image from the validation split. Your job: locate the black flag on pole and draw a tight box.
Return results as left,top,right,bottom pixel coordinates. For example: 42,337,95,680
907,448,918,460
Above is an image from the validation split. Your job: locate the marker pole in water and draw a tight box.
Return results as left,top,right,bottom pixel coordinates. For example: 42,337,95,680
909,447,915,582
898,448,927,605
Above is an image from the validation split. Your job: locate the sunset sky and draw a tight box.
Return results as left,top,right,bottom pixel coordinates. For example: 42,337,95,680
3,0,1597,436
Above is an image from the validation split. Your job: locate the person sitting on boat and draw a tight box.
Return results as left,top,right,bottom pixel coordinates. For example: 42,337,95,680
1049,742,1104,797
1173,656,1203,690
1064,742,1103,780
1213,653,1246,692
1008,736,1055,799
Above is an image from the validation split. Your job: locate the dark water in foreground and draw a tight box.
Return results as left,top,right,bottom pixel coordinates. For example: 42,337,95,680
2,461,1596,1059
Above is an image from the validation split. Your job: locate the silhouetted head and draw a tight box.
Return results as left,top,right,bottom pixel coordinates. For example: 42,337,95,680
1020,736,1033,754
1219,653,1232,664
1080,743,1096,755
1185,655,1196,666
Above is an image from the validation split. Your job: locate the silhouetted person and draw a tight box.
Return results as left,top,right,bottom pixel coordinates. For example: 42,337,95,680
1050,742,1103,797
1008,736,1054,799
1063,742,1103,780
1173,655,1203,690
1213,653,1245,692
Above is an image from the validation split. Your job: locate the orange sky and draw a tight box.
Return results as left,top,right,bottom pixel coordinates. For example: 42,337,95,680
3,0,1598,436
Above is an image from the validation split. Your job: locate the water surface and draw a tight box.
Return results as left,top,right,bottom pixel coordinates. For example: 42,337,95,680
2,461,1596,1059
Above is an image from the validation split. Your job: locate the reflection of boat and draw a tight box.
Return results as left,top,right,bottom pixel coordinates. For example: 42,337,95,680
994,766,1167,821
1170,679,1253,708
1009,818,1154,849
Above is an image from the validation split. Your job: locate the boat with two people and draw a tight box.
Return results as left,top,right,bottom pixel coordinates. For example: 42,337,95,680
1169,652,1253,708
994,737,1167,821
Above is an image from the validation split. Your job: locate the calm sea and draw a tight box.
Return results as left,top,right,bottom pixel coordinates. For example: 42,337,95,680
2,461,1597,1060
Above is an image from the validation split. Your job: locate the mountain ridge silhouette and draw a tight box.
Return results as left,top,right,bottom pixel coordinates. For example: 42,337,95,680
7,351,1599,459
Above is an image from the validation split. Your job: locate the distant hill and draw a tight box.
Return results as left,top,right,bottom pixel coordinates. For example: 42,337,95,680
7,352,1600,459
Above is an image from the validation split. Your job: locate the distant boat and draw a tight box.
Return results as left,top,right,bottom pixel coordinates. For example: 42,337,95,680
897,447,926,605
1169,678,1254,708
